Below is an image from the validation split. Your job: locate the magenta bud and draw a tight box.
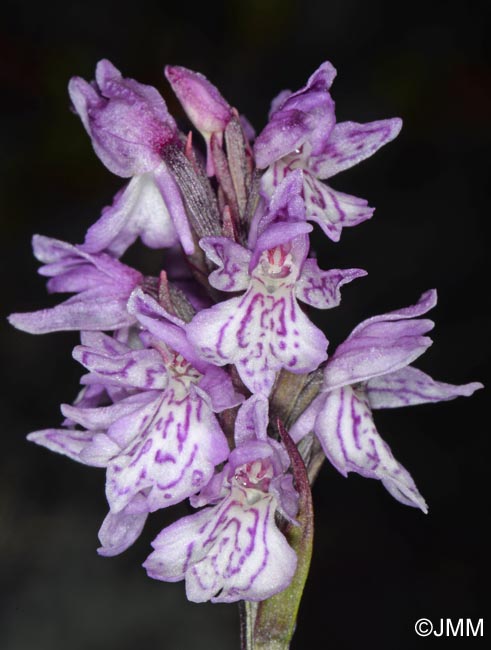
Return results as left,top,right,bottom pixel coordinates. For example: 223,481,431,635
165,65,232,137
69,59,177,177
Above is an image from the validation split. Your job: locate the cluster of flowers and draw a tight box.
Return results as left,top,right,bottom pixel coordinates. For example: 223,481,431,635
10,60,482,603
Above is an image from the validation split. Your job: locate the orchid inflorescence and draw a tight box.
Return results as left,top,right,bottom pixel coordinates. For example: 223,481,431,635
9,60,482,610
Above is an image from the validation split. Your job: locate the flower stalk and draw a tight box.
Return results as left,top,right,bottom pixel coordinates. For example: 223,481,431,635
243,421,314,650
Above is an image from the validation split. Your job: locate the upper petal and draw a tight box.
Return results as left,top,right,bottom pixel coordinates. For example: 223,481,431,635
69,60,176,177
234,395,270,445
73,342,168,390
310,118,402,179
324,290,437,390
200,237,251,292
127,289,206,371
249,170,307,249
254,108,318,169
254,62,337,168
61,392,155,432
165,65,232,137
296,259,367,309
96,59,174,128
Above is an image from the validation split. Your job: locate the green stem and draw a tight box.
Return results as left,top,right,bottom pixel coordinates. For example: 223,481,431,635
240,421,314,650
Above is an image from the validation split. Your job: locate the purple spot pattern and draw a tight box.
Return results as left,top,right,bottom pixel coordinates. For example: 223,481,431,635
8,235,143,333
295,261,367,309
27,429,94,464
261,161,374,243
199,238,251,292
17,59,483,606
105,381,230,513
74,338,168,391
315,385,427,512
259,117,401,244
309,119,402,179
32,330,232,520
366,366,483,410
142,397,299,602
69,59,176,178
302,172,374,241
188,278,327,395
144,485,297,603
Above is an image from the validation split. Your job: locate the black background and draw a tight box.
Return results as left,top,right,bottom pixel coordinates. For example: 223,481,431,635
1,1,489,648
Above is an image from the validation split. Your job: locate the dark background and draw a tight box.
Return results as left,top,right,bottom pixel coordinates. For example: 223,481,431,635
1,1,489,648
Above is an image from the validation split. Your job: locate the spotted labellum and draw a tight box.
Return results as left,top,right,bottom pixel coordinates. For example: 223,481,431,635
9,58,482,648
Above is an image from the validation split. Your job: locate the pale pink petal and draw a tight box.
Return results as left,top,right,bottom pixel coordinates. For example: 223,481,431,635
83,174,179,256
311,118,403,179
105,390,230,513
200,236,251,292
27,429,96,465
314,385,427,512
366,366,484,409
296,259,367,309
303,173,374,241
97,507,148,557
324,290,437,390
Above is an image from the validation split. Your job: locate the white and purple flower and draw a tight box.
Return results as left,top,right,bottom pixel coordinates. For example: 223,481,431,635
255,61,402,241
8,235,143,333
187,174,366,395
290,290,483,511
70,59,194,255
144,396,298,602
27,293,243,555
9,57,483,619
